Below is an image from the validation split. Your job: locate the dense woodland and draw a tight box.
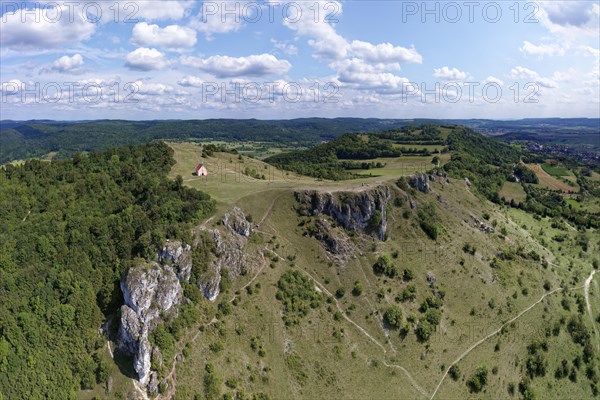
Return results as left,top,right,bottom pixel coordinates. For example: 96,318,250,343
0,118,416,164
0,142,214,399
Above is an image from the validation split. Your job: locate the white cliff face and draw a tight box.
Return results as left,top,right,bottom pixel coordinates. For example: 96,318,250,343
116,207,260,392
117,261,182,386
159,240,193,282
222,207,251,237
295,185,392,241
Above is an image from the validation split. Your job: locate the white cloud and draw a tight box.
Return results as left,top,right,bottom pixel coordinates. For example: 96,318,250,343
519,41,565,57
0,4,95,50
190,1,245,40
538,1,600,37
125,47,170,71
338,70,411,93
48,54,84,73
510,66,539,79
283,1,349,60
582,46,600,58
271,39,298,56
134,1,194,21
536,77,558,88
484,76,504,86
131,22,197,50
350,41,422,64
180,54,291,78
510,66,558,88
433,66,469,81
178,76,205,88
1,79,23,93
133,81,174,95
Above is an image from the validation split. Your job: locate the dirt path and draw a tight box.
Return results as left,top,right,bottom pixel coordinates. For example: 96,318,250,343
585,270,599,350
268,245,429,398
429,287,563,400
257,192,286,227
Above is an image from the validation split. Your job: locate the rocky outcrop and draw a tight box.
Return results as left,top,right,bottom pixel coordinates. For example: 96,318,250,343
312,218,353,259
470,213,495,233
159,239,192,282
117,261,182,387
410,173,430,193
194,208,260,301
222,207,251,237
295,185,392,240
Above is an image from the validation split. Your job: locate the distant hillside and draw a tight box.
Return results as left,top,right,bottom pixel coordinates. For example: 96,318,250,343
0,118,416,164
1,118,597,164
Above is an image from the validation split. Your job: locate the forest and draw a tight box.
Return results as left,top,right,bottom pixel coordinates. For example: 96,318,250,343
0,142,214,399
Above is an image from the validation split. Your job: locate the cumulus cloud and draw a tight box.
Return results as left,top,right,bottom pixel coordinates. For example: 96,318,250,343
125,47,170,71
282,1,348,60
519,41,566,57
134,1,194,21
538,1,600,36
0,4,95,50
350,41,422,64
178,76,205,88
180,54,291,78
190,1,245,40
131,22,197,50
484,76,504,86
271,39,298,56
510,66,558,88
433,67,469,81
46,54,85,73
510,66,539,79
133,81,174,95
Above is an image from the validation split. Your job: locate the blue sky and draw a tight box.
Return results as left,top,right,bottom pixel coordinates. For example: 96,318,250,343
1,0,599,120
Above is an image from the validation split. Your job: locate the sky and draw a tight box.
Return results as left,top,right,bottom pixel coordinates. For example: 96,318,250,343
0,0,599,120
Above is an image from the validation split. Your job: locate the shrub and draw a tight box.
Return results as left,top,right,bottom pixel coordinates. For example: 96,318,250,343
352,281,363,296
275,270,322,326
467,366,488,393
449,365,461,381
383,305,403,329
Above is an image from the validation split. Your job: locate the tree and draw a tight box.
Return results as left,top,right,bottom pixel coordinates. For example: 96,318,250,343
467,366,488,393
431,156,440,166
384,305,403,329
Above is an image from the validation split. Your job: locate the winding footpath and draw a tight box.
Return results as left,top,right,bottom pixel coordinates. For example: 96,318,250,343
585,270,599,350
429,287,562,400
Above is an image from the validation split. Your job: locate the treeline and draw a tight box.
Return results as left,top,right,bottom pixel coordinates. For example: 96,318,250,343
265,133,406,180
0,118,416,164
0,142,214,399
443,127,599,229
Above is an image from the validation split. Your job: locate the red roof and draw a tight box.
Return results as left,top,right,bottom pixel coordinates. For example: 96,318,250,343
195,163,203,170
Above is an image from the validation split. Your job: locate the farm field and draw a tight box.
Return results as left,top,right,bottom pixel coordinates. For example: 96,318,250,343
525,163,579,192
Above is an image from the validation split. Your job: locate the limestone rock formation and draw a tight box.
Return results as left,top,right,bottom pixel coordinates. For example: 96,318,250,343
294,185,392,240
410,173,431,193
222,207,252,237
159,239,193,282
117,261,182,386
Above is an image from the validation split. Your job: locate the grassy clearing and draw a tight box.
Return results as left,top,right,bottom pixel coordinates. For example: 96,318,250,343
542,162,570,177
525,163,578,192
499,181,527,203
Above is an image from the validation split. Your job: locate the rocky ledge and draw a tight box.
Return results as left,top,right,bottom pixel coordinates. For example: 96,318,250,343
295,185,392,241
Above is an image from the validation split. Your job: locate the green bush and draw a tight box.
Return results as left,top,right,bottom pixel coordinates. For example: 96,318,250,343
275,271,322,326
466,366,488,393
383,305,403,329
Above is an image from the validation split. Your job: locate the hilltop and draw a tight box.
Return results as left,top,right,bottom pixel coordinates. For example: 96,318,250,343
0,124,598,400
